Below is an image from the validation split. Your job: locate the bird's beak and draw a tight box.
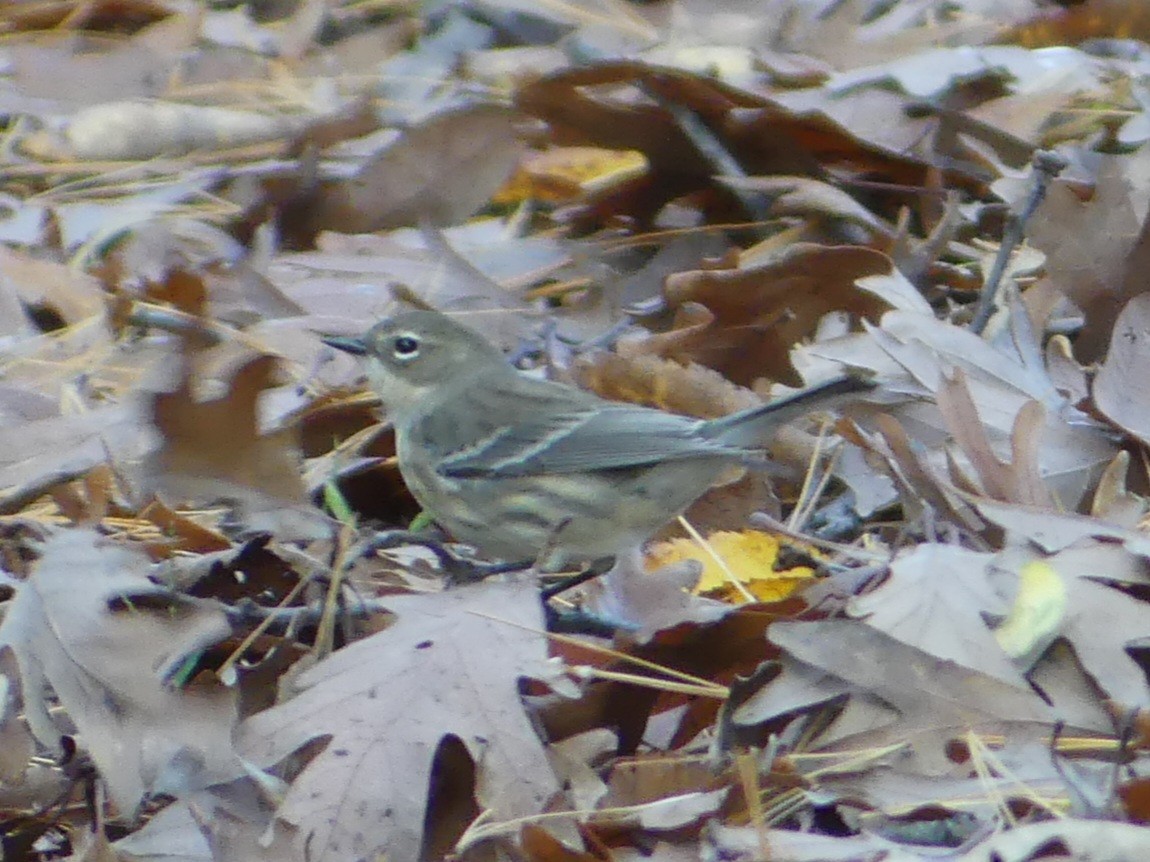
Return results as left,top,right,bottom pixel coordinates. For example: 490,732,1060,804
322,335,367,356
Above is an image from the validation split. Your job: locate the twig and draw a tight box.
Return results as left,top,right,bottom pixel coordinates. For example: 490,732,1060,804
217,574,317,681
568,665,727,698
677,515,756,604
749,511,888,562
970,150,1068,334
566,41,772,229
653,93,773,229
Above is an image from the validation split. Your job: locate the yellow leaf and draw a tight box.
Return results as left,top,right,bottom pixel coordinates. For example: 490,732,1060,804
645,529,815,602
995,560,1067,668
493,147,647,205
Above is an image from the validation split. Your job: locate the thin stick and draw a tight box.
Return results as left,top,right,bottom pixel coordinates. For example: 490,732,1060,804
735,749,772,859
970,150,1068,334
468,610,722,689
750,511,888,562
569,665,727,699
218,572,314,681
678,515,756,603
456,790,724,850
312,524,356,659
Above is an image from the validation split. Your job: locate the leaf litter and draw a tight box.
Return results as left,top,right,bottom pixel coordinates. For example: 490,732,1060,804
0,0,1147,860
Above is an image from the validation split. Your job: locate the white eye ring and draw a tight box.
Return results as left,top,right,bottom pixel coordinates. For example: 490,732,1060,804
392,334,421,360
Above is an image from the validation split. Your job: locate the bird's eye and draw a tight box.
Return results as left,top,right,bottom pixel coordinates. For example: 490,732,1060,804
392,335,421,358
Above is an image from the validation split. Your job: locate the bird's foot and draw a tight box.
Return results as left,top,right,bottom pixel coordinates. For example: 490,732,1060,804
355,529,530,584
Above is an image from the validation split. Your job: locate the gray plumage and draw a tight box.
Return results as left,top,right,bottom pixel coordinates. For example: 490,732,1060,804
326,310,871,566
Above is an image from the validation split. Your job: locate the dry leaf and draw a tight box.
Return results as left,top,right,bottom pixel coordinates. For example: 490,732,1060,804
0,246,106,327
494,146,648,205
848,543,1022,684
718,175,894,239
1094,292,1150,445
657,244,897,386
146,350,324,538
761,620,1056,770
937,369,1054,508
24,101,318,162
646,529,814,601
239,581,565,862
1009,154,1150,358
0,647,35,785
0,530,239,814
306,104,525,233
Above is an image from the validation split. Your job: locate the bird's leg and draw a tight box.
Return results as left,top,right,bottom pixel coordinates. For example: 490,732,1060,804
355,529,531,585
540,557,623,637
443,557,532,585
540,557,615,600
544,603,620,637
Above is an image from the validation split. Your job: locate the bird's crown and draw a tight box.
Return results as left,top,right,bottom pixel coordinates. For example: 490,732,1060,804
360,310,506,385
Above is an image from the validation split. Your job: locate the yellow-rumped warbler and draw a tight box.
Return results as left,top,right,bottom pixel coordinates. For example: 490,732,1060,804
325,311,870,569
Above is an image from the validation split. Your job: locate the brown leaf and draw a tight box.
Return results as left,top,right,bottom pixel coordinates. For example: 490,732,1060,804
0,404,148,516
973,497,1150,556
602,754,726,809
657,244,895,386
305,104,525,233
822,308,1117,513
842,412,985,532
515,61,762,177
585,554,732,641
0,647,35,785
1119,775,1150,824
146,351,320,537
520,823,601,861
0,246,106,328
515,59,941,191
1090,451,1147,528
191,798,300,862
718,175,894,239
937,369,1054,508
760,620,1055,770
238,581,564,862
572,350,761,419
1009,0,1150,46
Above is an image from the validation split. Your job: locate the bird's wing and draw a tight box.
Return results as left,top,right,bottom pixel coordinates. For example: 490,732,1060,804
436,402,742,479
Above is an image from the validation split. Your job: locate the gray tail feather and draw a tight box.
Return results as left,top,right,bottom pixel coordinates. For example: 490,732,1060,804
701,374,874,445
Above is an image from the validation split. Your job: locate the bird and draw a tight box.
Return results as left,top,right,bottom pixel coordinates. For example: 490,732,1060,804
324,310,870,570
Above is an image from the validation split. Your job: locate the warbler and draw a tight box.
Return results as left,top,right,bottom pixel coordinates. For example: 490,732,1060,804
325,311,870,569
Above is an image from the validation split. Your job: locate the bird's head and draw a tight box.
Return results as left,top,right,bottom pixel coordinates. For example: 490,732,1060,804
324,311,506,415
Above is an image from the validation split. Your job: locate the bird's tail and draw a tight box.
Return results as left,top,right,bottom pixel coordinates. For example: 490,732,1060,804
701,374,874,446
